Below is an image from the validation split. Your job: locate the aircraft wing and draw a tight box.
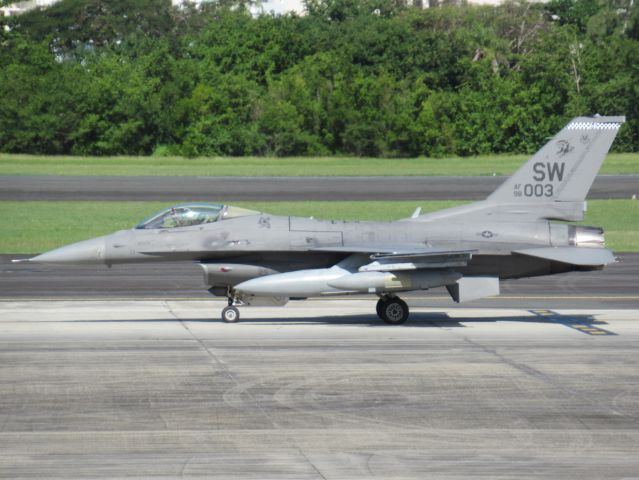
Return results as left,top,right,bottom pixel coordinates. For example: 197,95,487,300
311,245,473,256
309,245,416,254
311,245,476,272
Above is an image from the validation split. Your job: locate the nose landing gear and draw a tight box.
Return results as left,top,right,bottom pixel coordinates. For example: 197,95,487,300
221,291,240,323
376,295,409,325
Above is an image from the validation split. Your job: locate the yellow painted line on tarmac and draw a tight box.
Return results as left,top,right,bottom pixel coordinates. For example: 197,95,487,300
529,309,618,336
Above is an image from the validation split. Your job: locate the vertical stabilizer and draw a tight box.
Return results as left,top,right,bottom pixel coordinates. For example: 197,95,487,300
487,116,625,203
410,115,625,223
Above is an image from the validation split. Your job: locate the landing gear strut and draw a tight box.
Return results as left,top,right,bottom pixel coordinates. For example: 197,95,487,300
376,295,409,325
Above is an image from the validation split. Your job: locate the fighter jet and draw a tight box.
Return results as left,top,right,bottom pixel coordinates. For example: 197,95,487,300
20,116,625,324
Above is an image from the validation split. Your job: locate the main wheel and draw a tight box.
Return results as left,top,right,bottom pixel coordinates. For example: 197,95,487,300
221,305,240,323
376,296,389,319
381,298,409,325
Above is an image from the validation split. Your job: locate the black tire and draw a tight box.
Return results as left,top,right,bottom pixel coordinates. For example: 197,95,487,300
221,306,240,323
381,298,409,325
376,297,389,320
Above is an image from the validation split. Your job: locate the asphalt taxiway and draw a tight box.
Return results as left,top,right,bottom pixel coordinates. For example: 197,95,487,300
2,174,638,201
1,300,638,479
3,253,639,309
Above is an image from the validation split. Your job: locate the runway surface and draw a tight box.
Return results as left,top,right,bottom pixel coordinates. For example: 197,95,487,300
1,300,638,479
2,174,638,201
3,167,638,478
3,253,639,309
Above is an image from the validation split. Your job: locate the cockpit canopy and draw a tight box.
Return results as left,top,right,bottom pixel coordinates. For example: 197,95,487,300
135,203,259,230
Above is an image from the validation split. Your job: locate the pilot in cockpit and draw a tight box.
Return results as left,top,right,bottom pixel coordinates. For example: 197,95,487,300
135,203,260,230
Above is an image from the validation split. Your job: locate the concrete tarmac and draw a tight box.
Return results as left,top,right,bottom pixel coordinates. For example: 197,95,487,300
1,300,638,479
2,174,638,201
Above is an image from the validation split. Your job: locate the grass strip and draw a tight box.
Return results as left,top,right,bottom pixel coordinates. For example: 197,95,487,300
1,153,638,177
1,200,637,253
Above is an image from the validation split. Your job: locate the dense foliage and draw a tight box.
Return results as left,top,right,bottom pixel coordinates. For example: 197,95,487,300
0,0,637,157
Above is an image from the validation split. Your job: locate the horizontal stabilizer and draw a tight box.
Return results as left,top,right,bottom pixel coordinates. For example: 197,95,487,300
514,247,615,266
446,277,500,303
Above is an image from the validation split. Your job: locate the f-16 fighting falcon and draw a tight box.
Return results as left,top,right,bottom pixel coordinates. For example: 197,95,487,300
18,116,625,324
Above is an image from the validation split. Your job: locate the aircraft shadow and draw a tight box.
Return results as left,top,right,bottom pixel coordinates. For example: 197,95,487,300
62,311,603,328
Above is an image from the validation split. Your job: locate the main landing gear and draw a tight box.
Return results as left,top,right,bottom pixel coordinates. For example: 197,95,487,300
221,296,240,323
219,291,409,324
376,295,409,325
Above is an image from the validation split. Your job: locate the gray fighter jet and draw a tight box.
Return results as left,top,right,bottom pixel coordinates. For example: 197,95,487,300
20,115,625,324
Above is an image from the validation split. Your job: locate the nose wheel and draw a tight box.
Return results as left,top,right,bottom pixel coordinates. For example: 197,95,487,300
221,305,240,323
220,290,241,323
376,295,409,325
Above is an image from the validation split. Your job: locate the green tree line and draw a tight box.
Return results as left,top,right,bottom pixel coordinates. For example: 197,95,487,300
0,0,637,157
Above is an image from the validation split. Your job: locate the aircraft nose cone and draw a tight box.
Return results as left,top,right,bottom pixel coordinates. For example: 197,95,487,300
30,236,107,265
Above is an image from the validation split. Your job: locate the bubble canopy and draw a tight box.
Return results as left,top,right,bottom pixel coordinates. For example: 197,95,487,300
135,203,259,230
